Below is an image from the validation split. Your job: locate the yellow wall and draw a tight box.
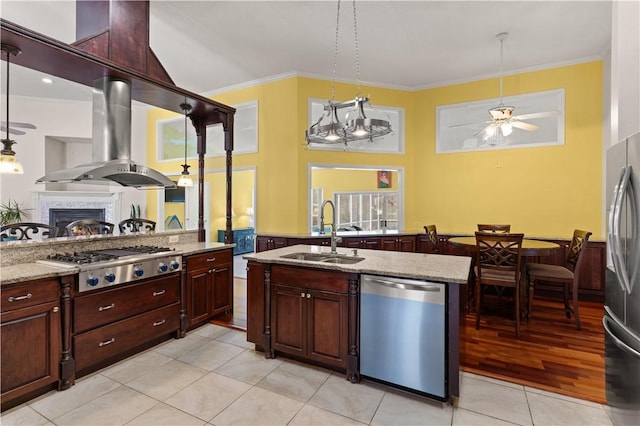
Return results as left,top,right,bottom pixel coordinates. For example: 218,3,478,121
414,62,603,238
147,61,604,240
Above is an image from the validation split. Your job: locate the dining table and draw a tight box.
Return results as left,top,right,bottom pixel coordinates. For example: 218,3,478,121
447,236,561,320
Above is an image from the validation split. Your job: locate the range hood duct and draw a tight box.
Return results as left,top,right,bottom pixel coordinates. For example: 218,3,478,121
37,77,175,188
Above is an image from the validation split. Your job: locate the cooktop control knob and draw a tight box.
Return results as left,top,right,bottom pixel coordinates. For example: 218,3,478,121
158,263,168,272
87,275,99,287
104,272,116,283
133,267,144,278
170,260,180,270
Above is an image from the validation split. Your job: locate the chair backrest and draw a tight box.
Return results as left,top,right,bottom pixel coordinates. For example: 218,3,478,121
1,222,59,241
566,229,592,272
423,224,440,254
477,224,511,233
118,218,157,234
475,232,524,284
66,220,114,236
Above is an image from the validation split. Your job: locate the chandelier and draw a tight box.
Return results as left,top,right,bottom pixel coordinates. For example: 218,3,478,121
305,0,392,146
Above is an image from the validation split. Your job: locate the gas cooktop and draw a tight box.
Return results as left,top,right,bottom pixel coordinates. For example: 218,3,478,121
44,245,175,265
37,245,182,292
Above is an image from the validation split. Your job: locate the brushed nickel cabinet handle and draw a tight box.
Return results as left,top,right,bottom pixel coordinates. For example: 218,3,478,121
98,303,115,312
53,306,59,313
152,290,166,296
206,258,216,262
153,319,166,327
8,293,32,302
301,292,305,297
306,293,311,298
98,338,115,347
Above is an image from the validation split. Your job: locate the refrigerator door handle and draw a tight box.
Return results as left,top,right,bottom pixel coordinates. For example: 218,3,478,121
610,166,633,294
603,313,640,359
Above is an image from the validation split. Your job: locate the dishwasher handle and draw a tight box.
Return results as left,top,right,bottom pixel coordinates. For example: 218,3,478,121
365,277,442,292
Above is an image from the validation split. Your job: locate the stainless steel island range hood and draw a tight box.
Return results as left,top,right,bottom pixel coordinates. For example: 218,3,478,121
37,77,175,189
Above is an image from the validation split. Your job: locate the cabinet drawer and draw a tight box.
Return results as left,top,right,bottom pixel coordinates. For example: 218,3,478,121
74,275,179,333
186,249,232,270
1,279,59,313
271,266,351,293
73,303,179,372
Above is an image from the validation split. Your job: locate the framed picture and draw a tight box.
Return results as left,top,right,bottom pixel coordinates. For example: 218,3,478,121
307,98,405,154
157,100,258,161
435,89,565,154
377,170,391,188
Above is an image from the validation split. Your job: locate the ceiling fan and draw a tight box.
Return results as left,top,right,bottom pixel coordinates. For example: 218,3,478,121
451,33,559,140
1,44,37,136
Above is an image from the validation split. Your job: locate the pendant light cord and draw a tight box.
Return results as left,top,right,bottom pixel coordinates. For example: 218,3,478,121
4,47,10,141
330,0,341,103
183,110,188,165
352,0,361,97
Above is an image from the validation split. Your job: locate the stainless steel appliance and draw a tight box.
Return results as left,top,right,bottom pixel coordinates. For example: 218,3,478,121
38,246,182,292
605,132,640,425
360,274,446,400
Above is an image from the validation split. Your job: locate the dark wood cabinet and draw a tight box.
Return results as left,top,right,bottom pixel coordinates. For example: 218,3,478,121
1,278,61,410
72,274,180,375
256,236,288,252
248,264,357,376
340,236,381,250
185,248,233,328
380,236,416,252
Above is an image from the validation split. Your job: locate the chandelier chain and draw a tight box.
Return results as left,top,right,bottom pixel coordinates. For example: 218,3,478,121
352,0,361,96
330,0,342,102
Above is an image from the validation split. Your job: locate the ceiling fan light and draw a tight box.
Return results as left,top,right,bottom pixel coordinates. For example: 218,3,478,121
501,122,513,136
0,153,24,174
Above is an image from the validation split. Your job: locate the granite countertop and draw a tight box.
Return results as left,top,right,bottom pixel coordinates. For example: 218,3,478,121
244,244,471,284
0,241,235,286
256,229,425,238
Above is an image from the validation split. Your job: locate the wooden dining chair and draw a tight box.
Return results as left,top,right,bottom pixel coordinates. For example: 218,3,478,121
477,224,511,233
526,229,592,330
475,231,525,337
423,224,440,254
118,218,157,234
1,222,59,241
66,219,115,236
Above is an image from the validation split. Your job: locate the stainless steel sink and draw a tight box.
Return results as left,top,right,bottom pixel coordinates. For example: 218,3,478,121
280,252,364,264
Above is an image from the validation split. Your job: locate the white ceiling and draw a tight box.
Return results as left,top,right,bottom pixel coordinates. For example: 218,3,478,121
1,0,612,101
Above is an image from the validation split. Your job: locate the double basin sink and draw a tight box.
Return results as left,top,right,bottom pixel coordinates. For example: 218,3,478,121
280,252,365,264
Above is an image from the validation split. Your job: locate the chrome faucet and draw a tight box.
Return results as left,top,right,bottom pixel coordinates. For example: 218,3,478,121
319,199,342,254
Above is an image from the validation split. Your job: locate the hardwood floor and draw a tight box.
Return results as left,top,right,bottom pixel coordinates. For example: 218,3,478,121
461,294,606,404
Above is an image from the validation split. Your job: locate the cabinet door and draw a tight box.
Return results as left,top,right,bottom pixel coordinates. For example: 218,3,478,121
1,301,60,400
380,237,399,251
211,262,232,316
271,284,305,357
340,237,362,249
361,238,381,250
272,238,288,250
306,289,348,368
186,269,211,326
255,236,270,252
397,237,416,252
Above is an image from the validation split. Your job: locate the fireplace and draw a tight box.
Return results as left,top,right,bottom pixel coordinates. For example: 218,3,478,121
35,191,119,236
49,208,106,237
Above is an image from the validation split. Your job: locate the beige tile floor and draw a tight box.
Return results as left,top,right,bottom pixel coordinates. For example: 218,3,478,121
1,323,615,426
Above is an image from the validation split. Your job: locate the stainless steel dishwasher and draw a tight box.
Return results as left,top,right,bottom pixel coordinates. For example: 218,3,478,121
360,274,446,399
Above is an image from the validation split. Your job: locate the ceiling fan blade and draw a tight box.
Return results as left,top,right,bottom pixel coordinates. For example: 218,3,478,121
0,125,26,135
0,121,37,129
512,121,539,131
474,123,496,137
450,120,492,129
513,110,560,120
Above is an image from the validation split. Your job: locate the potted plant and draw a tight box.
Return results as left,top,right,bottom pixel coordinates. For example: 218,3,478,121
0,199,31,227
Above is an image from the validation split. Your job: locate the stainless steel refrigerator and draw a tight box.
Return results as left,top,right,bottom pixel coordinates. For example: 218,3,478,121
605,132,640,425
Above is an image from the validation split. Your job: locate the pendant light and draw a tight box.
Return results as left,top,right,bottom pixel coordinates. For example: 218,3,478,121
177,103,193,187
305,0,392,146
0,44,24,174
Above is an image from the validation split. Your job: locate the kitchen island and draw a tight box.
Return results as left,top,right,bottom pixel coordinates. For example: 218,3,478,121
244,244,471,402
